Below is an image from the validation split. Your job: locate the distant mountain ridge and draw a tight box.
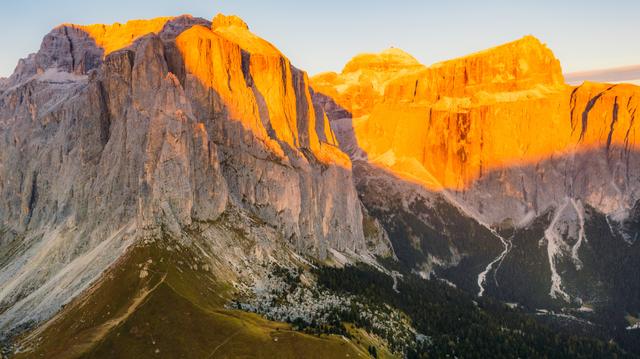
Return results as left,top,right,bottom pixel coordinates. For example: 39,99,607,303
565,64,640,85
311,36,640,222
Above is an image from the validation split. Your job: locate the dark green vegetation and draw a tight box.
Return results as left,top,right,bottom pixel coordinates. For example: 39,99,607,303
316,264,637,359
354,164,504,294
491,204,640,354
246,264,416,355
490,210,560,309
268,265,351,339
355,163,640,356
264,265,416,355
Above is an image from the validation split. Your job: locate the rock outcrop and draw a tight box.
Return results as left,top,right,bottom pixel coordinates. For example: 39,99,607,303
0,13,389,336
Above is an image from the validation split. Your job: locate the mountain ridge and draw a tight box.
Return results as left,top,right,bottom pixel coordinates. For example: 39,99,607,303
0,12,392,346
311,35,640,209
1,11,639,358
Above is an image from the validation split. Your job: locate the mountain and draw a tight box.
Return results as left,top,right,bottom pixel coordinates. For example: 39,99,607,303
311,34,640,353
312,48,426,120
565,65,640,85
0,13,396,357
0,11,638,358
311,34,640,229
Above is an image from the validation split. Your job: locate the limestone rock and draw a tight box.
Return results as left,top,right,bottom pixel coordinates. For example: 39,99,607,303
4,16,209,88
313,35,640,223
0,13,388,337
175,15,363,253
212,13,250,30
312,48,425,119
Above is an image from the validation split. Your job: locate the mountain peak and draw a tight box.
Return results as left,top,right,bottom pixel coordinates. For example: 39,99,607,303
342,47,423,74
209,14,281,56
376,34,566,105
439,34,553,64
212,13,249,30
3,15,210,85
310,47,426,118
429,34,564,88
59,16,176,55
0,11,372,345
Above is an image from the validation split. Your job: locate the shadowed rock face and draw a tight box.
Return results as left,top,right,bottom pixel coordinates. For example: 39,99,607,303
0,13,390,336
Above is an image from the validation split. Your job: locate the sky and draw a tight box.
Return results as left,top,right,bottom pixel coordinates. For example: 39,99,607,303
0,0,639,78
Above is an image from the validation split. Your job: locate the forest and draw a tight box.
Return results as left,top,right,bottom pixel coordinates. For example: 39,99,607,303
315,264,636,359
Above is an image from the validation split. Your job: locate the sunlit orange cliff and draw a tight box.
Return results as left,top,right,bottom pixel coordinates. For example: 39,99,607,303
28,14,346,167
175,14,346,167
311,36,640,191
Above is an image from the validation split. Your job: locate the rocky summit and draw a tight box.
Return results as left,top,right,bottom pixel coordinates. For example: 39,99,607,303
0,10,639,359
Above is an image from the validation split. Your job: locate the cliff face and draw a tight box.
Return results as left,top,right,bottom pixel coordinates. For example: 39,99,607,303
312,36,640,223
384,35,564,101
0,14,385,335
174,15,362,253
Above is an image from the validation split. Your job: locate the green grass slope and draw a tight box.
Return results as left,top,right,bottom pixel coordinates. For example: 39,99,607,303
14,240,370,359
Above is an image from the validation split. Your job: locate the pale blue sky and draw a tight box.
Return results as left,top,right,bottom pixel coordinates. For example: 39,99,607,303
1,0,639,77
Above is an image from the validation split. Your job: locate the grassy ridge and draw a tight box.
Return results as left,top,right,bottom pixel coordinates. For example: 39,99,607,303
14,241,369,359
